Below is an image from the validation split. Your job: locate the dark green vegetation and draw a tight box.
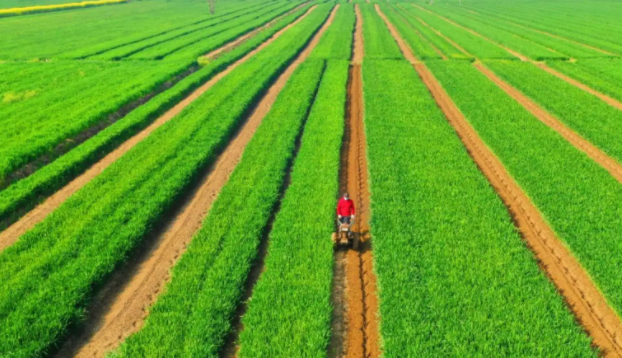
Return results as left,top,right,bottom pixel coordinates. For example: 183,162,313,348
0,5,332,355
0,3,310,232
428,58,622,345
363,58,596,357
117,56,327,358
238,6,352,351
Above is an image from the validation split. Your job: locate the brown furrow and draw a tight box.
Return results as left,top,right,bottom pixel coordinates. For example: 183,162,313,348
0,5,318,254
412,4,622,111
376,5,622,357
338,5,380,357
475,62,622,184
52,5,340,358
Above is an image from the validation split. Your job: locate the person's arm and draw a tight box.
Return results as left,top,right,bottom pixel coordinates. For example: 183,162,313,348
351,200,355,217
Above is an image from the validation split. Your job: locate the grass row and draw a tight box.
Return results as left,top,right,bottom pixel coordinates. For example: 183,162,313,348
0,60,187,183
363,59,595,356
393,4,467,60
379,4,441,60
309,4,354,60
428,59,622,332
0,0,256,59
404,5,514,59
417,5,565,60
0,5,333,356
0,4,310,231
115,59,326,358
546,58,622,102
238,61,349,357
359,4,403,60
485,60,622,164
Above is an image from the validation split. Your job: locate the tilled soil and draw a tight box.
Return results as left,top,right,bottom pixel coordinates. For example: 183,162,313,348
0,5,317,255
377,5,622,356
53,5,334,358
331,6,381,357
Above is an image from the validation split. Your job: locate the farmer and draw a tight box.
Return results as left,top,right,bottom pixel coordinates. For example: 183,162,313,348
337,192,355,224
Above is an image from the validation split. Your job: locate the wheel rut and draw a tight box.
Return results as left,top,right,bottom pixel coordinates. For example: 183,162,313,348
331,5,380,358
51,5,340,358
0,5,317,254
377,5,622,356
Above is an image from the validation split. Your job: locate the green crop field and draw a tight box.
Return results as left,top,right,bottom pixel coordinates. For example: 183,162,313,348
2,0,622,356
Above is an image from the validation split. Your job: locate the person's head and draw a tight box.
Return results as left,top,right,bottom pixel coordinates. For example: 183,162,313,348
343,192,349,200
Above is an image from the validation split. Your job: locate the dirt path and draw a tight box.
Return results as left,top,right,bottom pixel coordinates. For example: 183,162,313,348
0,5,317,254
377,5,622,356
55,5,338,358
202,2,307,61
476,62,622,185
412,4,622,111
331,5,381,358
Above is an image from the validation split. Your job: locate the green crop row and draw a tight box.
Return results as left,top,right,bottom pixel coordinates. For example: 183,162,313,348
363,59,595,356
465,3,622,56
427,58,622,350
309,4,354,60
392,4,467,60
359,4,403,60
485,60,622,164
0,59,188,184
0,0,258,59
379,4,441,60
404,5,514,59
0,4,310,231
72,1,269,59
106,2,292,62
116,59,326,358
88,1,280,60
0,6,333,356
546,58,622,102
416,5,565,60
424,4,604,60
238,60,348,357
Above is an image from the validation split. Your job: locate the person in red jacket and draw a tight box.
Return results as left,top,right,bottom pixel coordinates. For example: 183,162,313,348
337,192,355,225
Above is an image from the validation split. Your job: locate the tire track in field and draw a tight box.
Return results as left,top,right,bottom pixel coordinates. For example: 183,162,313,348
332,5,380,358
412,4,622,111
55,5,337,357
377,5,622,356
0,5,317,253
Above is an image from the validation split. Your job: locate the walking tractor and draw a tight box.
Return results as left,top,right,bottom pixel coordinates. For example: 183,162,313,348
332,192,358,248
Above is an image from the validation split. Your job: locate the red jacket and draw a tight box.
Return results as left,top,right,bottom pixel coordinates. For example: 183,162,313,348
337,198,355,217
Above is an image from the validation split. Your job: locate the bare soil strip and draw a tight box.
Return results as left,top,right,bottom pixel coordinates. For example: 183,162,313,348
332,5,381,357
377,5,622,356
476,62,622,184
202,2,307,61
394,4,447,60
56,6,337,358
0,6,317,254
413,4,622,111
